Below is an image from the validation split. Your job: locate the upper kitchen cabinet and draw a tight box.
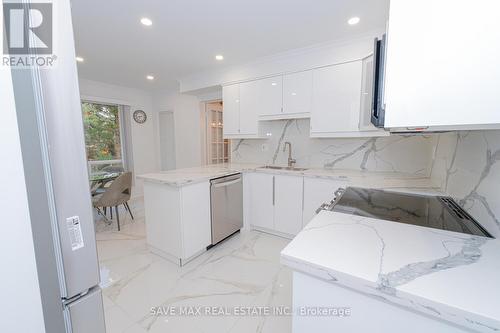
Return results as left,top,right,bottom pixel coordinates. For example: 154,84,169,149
222,82,260,138
222,84,240,136
258,76,283,118
282,71,313,118
258,73,312,121
239,80,259,135
310,60,388,138
383,0,500,130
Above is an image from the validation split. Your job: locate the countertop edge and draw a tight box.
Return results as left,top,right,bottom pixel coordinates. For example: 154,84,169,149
280,254,500,333
137,175,210,187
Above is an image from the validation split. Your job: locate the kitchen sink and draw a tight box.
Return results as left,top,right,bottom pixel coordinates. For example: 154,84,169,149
261,165,308,171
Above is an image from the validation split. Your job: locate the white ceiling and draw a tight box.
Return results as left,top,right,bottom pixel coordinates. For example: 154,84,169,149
71,0,389,91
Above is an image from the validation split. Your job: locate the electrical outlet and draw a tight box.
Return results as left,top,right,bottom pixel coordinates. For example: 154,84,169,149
261,144,269,152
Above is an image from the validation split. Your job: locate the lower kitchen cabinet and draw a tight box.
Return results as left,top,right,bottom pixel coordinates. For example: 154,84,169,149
246,172,304,237
246,172,349,237
302,177,347,227
246,172,275,230
143,180,211,266
274,175,304,235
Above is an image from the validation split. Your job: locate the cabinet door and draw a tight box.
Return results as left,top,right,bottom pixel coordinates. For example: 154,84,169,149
239,80,259,135
247,173,274,230
222,84,240,136
258,76,283,116
274,175,303,235
303,178,347,227
181,182,211,259
283,71,312,115
384,0,500,129
311,61,362,134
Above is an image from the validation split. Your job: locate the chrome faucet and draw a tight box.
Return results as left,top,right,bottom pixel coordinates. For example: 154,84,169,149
283,142,296,168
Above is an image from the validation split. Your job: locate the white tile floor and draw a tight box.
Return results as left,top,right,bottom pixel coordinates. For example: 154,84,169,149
95,198,292,333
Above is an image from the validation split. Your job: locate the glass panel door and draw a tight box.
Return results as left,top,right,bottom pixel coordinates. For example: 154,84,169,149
206,101,230,164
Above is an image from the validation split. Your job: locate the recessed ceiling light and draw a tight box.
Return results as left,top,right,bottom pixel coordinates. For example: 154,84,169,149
146,75,154,80
141,17,153,26
215,54,224,61
76,56,84,62
348,17,360,25
271,82,277,86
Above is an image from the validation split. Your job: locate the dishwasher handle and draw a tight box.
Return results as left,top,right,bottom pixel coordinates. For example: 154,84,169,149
211,177,242,188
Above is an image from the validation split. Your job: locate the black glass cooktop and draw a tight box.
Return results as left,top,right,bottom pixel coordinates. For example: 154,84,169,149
330,187,492,238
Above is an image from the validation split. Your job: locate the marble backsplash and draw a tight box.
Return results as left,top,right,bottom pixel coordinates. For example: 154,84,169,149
231,119,437,176
231,120,500,237
431,130,500,237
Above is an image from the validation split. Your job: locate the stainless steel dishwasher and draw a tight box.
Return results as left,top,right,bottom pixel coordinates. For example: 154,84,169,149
210,173,243,246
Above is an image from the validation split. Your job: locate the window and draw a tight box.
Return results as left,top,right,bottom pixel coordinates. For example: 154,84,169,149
82,101,125,173
205,101,230,164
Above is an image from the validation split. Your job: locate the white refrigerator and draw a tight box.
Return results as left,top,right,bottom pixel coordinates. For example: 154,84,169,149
8,0,106,332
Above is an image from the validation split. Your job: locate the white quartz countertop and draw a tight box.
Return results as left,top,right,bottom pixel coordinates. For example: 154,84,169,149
138,163,439,190
137,163,260,186
281,211,500,332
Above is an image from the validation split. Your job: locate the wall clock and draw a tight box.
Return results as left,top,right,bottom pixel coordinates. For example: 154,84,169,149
133,110,147,124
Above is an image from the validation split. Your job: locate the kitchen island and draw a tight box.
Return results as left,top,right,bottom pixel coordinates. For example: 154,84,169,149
138,164,260,266
281,210,500,333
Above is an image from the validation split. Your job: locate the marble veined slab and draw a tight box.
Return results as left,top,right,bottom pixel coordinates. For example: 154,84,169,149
137,163,260,186
281,211,500,333
138,163,439,189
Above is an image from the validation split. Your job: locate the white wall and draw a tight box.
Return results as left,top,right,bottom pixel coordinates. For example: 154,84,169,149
78,79,158,196
179,33,380,93
0,69,46,332
153,87,203,169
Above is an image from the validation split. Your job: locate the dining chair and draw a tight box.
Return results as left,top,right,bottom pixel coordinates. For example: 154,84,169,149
92,172,134,231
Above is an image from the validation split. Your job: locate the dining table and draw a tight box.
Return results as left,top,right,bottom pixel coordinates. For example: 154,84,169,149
89,171,122,195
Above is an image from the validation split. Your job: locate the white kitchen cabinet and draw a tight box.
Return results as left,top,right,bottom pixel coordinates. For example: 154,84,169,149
384,0,500,130
222,84,240,136
246,172,304,237
223,83,260,138
258,76,283,117
311,61,362,135
310,60,389,138
181,183,212,259
239,80,259,135
302,177,347,227
144,180,211,266
274,175,304,235
246,172,274,230
283,71,312,116
259,73,311,120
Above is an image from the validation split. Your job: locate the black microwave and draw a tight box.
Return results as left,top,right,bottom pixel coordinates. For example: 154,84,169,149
371,34,386,128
